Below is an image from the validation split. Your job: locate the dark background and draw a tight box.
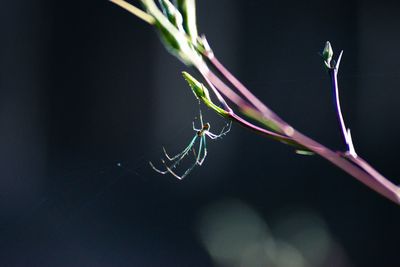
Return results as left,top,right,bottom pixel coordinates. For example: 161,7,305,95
1,0,400,266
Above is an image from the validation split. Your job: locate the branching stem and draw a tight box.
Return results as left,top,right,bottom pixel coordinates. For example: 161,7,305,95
202,50,400,205
110,0,400,205
329,51,357,157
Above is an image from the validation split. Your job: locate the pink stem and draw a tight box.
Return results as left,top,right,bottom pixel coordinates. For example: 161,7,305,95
207,54,287,126
200,54,400,205
230,113,291,142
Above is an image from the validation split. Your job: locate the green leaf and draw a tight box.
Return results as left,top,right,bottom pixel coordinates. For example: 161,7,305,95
182,72,229,117
177,0,198,44
157,0,185,32
109,0,155,25
295,149,315,156
140,0,202,65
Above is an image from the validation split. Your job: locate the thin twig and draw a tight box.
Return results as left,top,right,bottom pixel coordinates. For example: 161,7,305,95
329,51,357,157
111,0,400,205
201,52,400,205
203,45,287,127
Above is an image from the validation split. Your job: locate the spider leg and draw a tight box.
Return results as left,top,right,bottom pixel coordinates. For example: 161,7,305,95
163,163,186,180
192,121,201,132
205,131,224,139
163,153,198,179
199,109,204,126
178,161,197,179
151,112,231,179
149,161,169,174
205,132,218,140
206,120,232,139
164,136,199,171
192,146,198,157
220,120,232,135
163,135,198,161
163,158,197,180
152,135,198,176
163,144,191,161
164,134,204,179
195,133,203,164
215,120,232,136
179,136,204,179
197,135,207,166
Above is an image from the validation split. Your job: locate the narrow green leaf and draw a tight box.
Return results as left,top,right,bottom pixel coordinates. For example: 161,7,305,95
177,0,198,44
182,72,229,117
157,0,185,32
295,149,315,156
109,0,155,25
141,0,200,65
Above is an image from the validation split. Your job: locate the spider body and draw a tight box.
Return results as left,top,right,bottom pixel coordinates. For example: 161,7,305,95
150,111,231,179
197,122,210,137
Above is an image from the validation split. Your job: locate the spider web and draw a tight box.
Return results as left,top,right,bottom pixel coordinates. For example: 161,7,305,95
1,122,193,235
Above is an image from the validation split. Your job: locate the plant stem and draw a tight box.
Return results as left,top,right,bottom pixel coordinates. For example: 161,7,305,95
229,113,293,142
206,54,283,123
199,52,400,205
329,51,357,157
110,0,155,25
331,53,348,144
109,0,399,205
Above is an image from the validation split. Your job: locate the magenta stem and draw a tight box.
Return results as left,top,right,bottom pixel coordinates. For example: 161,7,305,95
230,113,292,142
200,53,400,205
331,64,349,146
206,54,288,126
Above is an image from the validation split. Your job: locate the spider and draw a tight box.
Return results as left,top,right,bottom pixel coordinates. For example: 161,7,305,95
150,110,232,180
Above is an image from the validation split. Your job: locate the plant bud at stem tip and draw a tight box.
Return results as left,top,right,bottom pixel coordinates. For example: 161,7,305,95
322,41,334,68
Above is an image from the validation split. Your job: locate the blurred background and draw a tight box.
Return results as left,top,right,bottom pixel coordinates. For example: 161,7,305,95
1,0,400,266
